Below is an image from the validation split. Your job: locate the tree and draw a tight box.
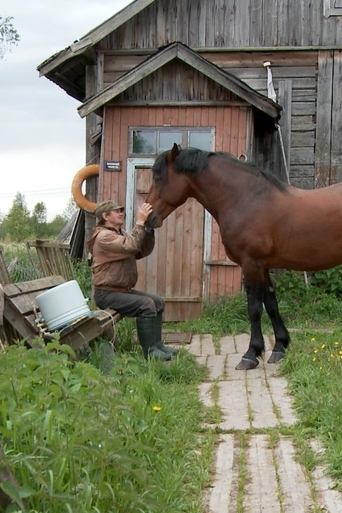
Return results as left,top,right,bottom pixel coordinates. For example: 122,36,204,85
0,16,20,59
46,215,66,237
31,202,47,238
5,193,31,242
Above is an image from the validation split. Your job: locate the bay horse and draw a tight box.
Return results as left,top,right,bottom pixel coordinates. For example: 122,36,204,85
146,144,342,370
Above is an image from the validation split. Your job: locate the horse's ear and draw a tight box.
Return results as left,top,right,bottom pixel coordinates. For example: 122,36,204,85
170,143,180,162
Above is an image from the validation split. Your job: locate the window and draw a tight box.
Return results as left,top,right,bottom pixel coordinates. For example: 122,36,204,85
189,131,212,152
132,130,156,154
159,131,183,152
130,128,214,156
323,0,342,16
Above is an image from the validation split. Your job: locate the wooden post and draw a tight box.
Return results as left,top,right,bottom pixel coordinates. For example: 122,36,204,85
331,50,342,184
315,50,333,187
84,64,102,256
278,80,292,181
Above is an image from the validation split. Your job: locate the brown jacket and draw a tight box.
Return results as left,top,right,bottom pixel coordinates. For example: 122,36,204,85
87,224,155,291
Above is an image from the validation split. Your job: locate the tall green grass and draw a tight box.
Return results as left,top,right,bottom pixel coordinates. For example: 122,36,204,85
0,342,212,512
281,330,342,488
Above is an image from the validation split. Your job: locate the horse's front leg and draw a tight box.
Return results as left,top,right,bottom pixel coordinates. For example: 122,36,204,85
236,281,266,370
263,272,290,363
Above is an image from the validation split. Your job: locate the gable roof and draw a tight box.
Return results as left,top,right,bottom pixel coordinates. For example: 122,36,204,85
78,42,281,119
37,0,153,79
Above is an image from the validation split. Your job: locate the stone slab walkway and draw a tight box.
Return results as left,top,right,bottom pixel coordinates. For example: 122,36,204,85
185,333,342,513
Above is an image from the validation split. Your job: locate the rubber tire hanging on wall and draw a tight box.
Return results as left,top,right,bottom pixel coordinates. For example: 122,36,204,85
71,164,99,213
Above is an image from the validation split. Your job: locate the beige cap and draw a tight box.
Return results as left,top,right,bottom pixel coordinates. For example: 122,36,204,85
95,200,124,221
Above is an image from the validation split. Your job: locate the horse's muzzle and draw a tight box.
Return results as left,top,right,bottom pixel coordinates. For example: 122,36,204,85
146,212,163,228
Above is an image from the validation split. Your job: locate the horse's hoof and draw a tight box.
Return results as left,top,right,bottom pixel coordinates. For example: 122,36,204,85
235,357,259,370
267,351,285,364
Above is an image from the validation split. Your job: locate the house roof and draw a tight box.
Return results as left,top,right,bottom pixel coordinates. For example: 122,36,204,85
37,0,153,80
78,42,281,119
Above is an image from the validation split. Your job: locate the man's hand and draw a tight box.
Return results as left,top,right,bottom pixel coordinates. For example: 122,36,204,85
136,203,153,226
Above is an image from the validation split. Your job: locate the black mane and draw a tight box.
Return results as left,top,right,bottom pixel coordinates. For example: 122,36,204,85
152,147,287,191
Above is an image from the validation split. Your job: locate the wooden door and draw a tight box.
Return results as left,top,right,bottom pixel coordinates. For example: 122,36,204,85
126,160,204,321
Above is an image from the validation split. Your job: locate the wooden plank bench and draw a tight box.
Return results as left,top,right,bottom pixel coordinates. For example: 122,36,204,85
1,275,121,356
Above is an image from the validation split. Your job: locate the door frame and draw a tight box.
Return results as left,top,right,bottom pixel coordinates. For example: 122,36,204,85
126,157,213,299
126,158,155,230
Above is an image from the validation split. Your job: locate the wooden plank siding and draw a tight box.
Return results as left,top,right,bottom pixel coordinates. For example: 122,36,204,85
100,105,246,319
101,49,319,188
331,50,342,184
105,61,242,103
98,0,342,50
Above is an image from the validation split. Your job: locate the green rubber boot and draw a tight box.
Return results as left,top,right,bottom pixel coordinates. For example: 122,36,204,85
136,317,171,361
155,312,179,357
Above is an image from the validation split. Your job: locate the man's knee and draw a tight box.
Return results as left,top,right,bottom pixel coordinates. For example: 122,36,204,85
155,296,164,313
138,297,158,317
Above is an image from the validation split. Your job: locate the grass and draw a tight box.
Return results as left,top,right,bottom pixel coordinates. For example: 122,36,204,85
2,249,342,508
0,342,213,512
281,329,342,488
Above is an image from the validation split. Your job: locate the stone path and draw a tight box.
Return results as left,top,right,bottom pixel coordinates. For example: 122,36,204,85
185,333,342,513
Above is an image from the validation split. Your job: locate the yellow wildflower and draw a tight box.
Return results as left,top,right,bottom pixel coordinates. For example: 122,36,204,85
152,405,161,413
311,337,316,342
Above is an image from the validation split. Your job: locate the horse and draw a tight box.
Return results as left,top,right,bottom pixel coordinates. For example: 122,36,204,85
146,143,342,370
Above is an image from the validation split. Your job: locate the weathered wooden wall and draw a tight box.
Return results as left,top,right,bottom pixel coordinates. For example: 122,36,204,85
104,60,243,103
98,0,342,49
101,49,317,187
93,0,342,189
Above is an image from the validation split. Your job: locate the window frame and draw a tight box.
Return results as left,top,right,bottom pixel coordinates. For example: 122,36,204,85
128,126,215,157
323,0,342,17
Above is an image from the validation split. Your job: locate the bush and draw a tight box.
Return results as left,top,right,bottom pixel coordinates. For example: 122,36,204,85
310,266,342,297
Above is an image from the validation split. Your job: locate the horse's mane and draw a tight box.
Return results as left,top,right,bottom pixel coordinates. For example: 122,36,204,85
152,147,287,191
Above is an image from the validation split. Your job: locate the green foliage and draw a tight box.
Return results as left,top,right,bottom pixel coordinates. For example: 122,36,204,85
4,193,31,242
72,259,92,299
179,294,249,336
310,266,342,297
281,330,342,485
271,270,342,328
1,244,40,282
30,202,47,238
0,194,69,242
44,214,67,238
0,343,212,512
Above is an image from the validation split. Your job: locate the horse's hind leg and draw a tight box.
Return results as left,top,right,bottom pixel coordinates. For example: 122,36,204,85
236,283,265,370
263,273,290,363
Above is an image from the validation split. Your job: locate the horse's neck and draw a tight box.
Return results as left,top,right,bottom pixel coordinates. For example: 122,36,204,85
189,167,241,221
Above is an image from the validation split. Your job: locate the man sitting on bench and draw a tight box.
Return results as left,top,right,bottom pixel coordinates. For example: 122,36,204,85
87,200,177,361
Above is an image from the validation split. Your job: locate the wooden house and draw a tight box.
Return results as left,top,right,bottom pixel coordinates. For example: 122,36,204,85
38,0,342,320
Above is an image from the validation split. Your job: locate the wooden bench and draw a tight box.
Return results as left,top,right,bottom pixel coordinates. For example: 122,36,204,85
1,275,121,356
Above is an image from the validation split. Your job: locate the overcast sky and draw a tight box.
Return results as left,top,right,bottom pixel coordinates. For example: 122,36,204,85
1,0,132,220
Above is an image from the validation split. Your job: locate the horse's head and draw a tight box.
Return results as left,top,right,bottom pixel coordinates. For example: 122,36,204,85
146,143,191,228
